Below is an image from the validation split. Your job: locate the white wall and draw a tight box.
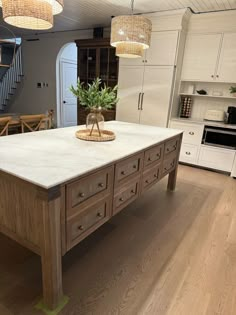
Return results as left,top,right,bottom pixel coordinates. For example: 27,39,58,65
8,29,94,119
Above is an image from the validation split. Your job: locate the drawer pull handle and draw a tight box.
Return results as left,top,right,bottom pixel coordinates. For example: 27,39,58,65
154,174,158,178
78,225,84,231
148,157,152,161
133,164,137,169
121,171,126,175
79,192,85,198
156,153,160,158
186,152,191,155
97,212,103,218
119,197,124,202
145,180,149,184
189,132,194,135
98,183,104,188
131,189,135,194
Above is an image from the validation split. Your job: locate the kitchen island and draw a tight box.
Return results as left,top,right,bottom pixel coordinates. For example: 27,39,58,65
0,121,182,310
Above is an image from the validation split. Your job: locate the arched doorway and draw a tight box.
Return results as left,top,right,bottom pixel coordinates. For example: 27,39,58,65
56,43,77,127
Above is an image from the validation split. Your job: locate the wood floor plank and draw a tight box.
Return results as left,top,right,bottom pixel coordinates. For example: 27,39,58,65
0,165,235,315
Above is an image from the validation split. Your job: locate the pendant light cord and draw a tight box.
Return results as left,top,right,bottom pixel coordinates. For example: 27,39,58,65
131,0,135,14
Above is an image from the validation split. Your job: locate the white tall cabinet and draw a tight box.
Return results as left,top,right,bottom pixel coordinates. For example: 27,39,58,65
117,30,180,127
139,66,174,127
116,66,144,124
117,65,174,127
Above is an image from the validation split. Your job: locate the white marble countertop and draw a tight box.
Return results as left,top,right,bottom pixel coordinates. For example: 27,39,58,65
171,117,236,130
0,121,182,189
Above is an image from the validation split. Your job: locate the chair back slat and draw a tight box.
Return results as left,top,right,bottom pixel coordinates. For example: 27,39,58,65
20,114,47,133
0,116,12,136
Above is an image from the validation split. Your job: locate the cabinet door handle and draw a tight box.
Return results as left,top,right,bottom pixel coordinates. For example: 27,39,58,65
138,92,141,110
189,131,194,135
141,93,144,110
211,75,214,78
216,75,219,78
186,152,191,155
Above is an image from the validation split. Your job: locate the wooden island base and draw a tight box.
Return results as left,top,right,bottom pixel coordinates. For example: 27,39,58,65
0,133,182,310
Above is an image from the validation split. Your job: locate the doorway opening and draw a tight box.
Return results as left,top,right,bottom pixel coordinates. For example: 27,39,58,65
56,43,77,127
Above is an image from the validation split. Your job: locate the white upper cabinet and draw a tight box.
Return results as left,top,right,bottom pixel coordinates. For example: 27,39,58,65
116,66,144,123
145,31,179,66
217,33,236,83
119,31,179,67
181,33,222,81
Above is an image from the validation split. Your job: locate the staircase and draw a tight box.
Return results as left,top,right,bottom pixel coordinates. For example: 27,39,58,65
0,45,23,113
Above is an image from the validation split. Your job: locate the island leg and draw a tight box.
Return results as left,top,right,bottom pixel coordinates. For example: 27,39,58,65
167,167,178,191
167,134,183,192
41,196,63,310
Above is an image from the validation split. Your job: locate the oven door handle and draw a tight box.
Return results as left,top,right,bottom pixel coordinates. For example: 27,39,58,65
204,128,236,136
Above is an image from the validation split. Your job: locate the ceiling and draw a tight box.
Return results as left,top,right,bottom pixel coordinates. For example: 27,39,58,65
0,0,236,36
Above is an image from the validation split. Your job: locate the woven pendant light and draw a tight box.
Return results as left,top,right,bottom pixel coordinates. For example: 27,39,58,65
44,0,64,15
111,0,152,58
2,0,53,30
0,0,64,30
0,0,64,14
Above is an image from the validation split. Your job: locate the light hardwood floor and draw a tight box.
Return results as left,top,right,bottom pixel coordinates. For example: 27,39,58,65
0,165,236,315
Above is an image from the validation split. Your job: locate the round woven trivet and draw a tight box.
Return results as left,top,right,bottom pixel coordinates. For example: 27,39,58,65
75,129,116,142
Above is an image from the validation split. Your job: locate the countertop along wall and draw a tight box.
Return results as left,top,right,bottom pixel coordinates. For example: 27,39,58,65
7,29,97,120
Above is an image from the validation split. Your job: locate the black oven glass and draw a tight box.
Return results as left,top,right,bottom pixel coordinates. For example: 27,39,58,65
203,126,236,150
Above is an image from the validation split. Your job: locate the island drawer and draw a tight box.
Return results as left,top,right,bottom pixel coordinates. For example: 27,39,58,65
141,164,161,193
115,153,143,187
164,137,179,157
162,154,177,177
66,166,114,214
113,178,140,215
67,196,112,250
144,144,164,168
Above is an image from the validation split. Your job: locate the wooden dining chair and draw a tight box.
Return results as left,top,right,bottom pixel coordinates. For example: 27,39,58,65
20,114,47,133
0,116,12,136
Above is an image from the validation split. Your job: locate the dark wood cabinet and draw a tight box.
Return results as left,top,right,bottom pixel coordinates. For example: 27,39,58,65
75,38,119,125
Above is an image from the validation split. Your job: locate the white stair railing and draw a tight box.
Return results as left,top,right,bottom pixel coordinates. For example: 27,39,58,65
0,45,23,112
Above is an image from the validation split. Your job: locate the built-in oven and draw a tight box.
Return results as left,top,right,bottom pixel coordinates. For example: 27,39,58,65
202,126,236,150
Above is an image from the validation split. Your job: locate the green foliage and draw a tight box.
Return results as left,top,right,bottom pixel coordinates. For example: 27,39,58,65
70,78,118,110
229,86,236,94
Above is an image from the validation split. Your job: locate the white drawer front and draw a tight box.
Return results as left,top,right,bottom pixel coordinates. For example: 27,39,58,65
180,143,199,164
199,145,235,172
170,122,204,145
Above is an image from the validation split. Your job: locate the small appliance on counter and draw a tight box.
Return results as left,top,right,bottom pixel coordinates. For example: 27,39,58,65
227,106,236,124
204,109,226,122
